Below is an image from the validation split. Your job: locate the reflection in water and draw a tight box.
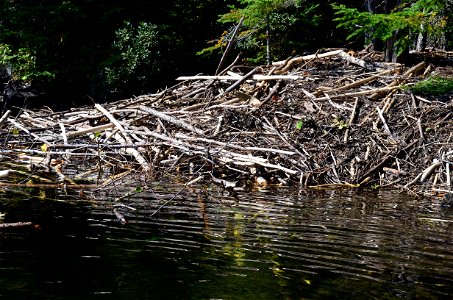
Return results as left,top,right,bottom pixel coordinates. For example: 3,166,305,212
1,186,453,299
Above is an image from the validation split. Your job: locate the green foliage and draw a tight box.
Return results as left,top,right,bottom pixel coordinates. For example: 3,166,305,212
0,44,54,82
406,76,453,95
0,0,230,103
210,0,323,63
104,22,161,90
295,119,303,130
332,0,448,55
332,117,348,129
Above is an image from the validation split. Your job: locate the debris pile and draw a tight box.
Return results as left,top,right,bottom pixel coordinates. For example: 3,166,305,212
0,49,452,197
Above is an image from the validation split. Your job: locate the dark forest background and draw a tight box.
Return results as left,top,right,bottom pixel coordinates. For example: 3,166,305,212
0,0,451,110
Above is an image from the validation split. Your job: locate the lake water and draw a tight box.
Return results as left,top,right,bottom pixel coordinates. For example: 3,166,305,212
1,186,452,299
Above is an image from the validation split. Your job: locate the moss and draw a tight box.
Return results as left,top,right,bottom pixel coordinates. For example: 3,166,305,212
407,76,453,95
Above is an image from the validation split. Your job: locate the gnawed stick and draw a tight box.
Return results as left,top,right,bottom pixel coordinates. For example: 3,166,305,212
8,118,52,146
338,50,378,70
140,106,204,135
316,69,394,96
0,110,11,125
175,133,296,155
221,67,258,95
136,129,297,175
96,103,149,171
376,106,392,136
95,103,128,136
176,74,302,81
370,61,426,99
216,149,298,175
260,80,283,107
111,131,150,171
420,160,442,182
216,17,244,75
0,222,34,229
273,49,344,74
343,98,360,142
314,86,399,101
67,123,115,138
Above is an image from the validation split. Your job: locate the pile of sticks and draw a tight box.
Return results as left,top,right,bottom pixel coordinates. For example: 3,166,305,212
0,49,452,197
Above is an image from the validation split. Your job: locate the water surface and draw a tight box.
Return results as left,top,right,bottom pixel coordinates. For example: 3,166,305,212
1,187,452,299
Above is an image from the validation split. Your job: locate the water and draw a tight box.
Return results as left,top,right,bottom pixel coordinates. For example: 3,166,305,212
1,186,452,299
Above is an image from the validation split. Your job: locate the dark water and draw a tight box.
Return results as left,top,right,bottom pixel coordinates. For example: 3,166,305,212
1,186,452,299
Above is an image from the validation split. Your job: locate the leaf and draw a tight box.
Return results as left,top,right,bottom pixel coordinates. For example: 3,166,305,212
40,143,48,152
38,190,46,200
296,119,303,130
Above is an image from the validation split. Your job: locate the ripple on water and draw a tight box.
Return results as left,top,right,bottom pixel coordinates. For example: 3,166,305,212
5,186,447,299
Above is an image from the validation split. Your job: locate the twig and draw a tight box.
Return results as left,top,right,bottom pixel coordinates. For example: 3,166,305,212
216,17,244,75
0,110,11,125
220,67,258,96
376,106,392,136
343,98,360,142
8,118,52,145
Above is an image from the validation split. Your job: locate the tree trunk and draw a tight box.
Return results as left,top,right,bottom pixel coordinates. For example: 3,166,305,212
383,0,409,63
266,14,271,66
365,0,385,51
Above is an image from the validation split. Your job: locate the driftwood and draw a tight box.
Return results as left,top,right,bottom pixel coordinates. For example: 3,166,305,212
0,222,34,229
0,48,451,200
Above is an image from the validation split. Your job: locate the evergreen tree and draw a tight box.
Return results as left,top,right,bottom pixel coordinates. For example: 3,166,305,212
207,0,330,65
333,0,451,62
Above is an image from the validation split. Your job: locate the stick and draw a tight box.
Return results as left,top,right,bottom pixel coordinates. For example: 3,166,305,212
315,86,400,101
316,69,394,96
140,106,204,135
8,118,51,145
175,133,296,155
67,123,115,138
273,50,344,74
262,117,309,168
0,110,11,125
376,106,392,135
420,160,442,182
338,50,377,70
358,139,418,183
343,98,360,143
96,103,149,171
176,74,303,81
95,103,127,134
0,222,34,229
218,53,242,76
216,17,244,75
260,80,283,107
220,67,258,95
447,162,451,188
370,61,426,99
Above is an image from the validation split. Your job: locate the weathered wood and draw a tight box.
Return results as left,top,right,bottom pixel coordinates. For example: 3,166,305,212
272,49,344,73
140,106,204,135
0,49,450,197
216,17,244,75
176,74,304,81
314,86,400,101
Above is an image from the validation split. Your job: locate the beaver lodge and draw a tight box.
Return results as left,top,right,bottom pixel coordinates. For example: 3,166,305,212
0,48,452,204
